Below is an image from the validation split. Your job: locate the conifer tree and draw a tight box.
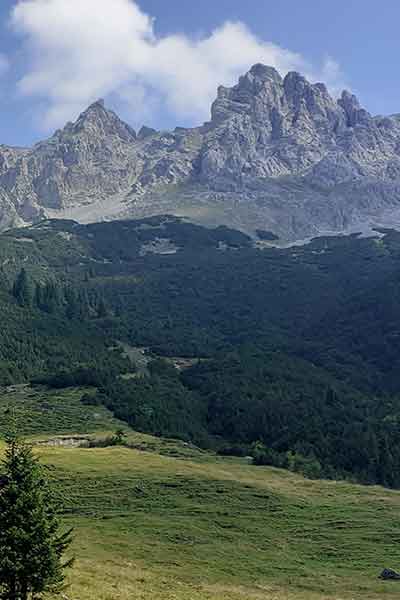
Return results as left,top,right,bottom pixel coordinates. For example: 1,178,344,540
64,287,78,320
12,269,32,308
35,282,61,314
0,436,73,600
97,297,108,318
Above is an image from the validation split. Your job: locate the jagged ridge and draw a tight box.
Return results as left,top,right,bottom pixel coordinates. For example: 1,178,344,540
2,64,400,240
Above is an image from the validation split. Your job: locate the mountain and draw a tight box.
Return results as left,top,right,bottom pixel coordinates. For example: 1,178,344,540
3,64,400,240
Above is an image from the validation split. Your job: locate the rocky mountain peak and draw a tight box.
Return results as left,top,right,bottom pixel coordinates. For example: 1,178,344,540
210,64,342,129
283,70,307,92
248,63,283,84
137,125,157,140
283,71,339,120
338,90,371,127
210,63,284,123
76,98,107,121
2,63,400,242
62,99,137,142
85,97,106,110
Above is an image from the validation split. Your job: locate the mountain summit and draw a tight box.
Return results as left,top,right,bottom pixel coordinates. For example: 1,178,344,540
2,64,400,240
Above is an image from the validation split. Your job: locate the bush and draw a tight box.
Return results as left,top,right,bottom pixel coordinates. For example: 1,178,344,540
217,444,250,457
80,392,101,406
83,429,128,448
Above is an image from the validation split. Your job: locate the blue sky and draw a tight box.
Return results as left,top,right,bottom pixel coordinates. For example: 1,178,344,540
0,0,399,146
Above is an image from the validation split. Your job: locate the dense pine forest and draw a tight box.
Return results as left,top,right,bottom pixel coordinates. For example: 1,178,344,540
1,216,400,487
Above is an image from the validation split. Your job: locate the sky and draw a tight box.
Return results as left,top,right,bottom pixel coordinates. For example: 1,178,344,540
0,0,399,147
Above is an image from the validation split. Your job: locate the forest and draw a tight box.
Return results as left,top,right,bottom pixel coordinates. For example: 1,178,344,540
1,216,400,487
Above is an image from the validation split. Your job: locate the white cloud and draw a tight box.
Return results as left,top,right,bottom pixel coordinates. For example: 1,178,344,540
9,0,345,131
148,22,307,121
320,56,347,97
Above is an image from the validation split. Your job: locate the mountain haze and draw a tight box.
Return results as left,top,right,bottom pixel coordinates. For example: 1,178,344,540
3,64,400,240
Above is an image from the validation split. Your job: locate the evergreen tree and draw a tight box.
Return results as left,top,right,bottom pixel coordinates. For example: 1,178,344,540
12,269,32,308
97,297,108,318
35,282,61,314
77,289,90,319
34,284,43,311
0,436,73,600
64,287,78,320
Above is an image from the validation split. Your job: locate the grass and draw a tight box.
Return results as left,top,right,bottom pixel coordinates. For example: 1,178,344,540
33,440,400,600
0,385,122,436
1,386,400,599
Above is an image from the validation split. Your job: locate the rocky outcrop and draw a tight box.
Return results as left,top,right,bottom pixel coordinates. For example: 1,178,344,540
201,64,400,188
3,64,400,241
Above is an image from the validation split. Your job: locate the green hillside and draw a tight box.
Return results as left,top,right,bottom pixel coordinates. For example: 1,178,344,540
0,385,122,436
26,436,400,600
2,217,400,488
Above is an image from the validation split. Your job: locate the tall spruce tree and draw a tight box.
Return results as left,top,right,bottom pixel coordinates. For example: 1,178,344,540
12,269,32,308
0,437,73,600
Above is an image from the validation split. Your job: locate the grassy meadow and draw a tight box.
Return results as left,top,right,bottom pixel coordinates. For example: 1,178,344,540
40,441,400,600
0,385,123,437
1,385,400,599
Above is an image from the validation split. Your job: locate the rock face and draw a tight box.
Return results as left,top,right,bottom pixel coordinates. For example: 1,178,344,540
3,64,400,240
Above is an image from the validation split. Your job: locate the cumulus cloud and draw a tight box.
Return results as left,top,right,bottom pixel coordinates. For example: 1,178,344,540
320,57,347,97
9,0,345,130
